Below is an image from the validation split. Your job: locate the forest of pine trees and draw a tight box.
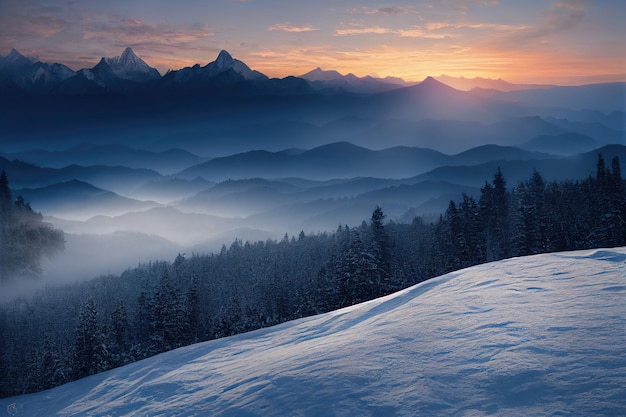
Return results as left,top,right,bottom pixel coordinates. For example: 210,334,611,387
1,154,625,398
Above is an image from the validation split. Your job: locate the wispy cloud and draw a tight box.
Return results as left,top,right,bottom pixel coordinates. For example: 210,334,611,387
397,27,455,39
475,0,589,49
335,26,395,36
540,0,588,32
425,22,529,31
346,6,410,16
267,22,318,33
335,25,454,39
82,17,215,51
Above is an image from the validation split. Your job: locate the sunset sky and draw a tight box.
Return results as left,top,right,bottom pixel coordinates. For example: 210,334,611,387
1,0,624,84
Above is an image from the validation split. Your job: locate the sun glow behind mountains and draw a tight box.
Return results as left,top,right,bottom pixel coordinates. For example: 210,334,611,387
0,0,624,85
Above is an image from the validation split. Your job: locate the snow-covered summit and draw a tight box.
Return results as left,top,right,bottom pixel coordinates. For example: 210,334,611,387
0,48,35,68
31,63,75,84
167,49,268,85
103,47,161,82
204,49,268,81
213,49,235,71
2,248,625,416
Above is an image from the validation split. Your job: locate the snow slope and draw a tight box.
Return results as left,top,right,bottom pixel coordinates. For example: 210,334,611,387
2,249,626,416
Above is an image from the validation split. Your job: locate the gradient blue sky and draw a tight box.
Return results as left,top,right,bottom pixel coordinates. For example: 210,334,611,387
1,0,624,84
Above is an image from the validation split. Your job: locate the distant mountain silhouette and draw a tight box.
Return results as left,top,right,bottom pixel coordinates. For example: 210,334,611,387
0,155,162,194
300,67,411,94
518,133,599,155
15,180,159,220
369,76,502,122
5,144,204,174
177,142,449,181
411,144,626,187
177,142,555,182
453,145,551,164
51,206,240,246
435,75,555,92
470,83,626,113
133,177,214,204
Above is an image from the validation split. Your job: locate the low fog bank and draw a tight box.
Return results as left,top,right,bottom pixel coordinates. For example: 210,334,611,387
0,232,177,302
0,227,284,302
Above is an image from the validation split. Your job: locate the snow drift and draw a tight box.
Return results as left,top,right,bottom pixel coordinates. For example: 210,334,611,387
2,248,625,416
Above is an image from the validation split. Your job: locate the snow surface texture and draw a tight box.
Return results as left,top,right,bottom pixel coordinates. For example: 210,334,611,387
2,249,626,416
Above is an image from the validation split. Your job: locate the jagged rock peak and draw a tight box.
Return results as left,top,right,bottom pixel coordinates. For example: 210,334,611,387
7,48,24,58
214,50,234,69
103,47,161,81
3,48,33,65
118,47,141,66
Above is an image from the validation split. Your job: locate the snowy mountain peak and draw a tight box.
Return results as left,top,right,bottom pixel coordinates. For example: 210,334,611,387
198,49,268,81
118,47,141,66
103,47,161,82
214,50,234,69
7,48,25,60
1,48,34,67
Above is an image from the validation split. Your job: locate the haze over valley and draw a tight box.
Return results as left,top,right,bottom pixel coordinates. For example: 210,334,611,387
0,46,625,289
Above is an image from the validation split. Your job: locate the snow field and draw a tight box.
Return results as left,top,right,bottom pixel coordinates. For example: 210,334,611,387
2,248,625,416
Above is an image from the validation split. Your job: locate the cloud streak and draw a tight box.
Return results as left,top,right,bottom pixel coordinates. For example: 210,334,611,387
267,22,318,33
346,6,410,16
335,26,394,36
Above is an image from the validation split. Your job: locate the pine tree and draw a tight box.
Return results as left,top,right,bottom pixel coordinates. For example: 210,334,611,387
591,154,625,247
370,206,391,295
108,301,132,367
74,297,109,379
38,335,68,390
479,167,510,261
460,193,483,265
143,269,189,354
184,275,201,344
338,228,374,305
512,170,547,256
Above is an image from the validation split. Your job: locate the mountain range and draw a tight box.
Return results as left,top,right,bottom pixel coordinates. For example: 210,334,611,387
15,180,159,220
2,47,624,104
10,142,622,250
1,144,205,175
0,48,411,96
434,74,555,92
1,47,623,160
176,142,552,182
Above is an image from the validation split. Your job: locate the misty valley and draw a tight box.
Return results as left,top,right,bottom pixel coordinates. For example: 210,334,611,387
1,47,625,412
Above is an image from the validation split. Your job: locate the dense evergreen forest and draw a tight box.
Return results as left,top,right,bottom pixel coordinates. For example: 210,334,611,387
1,154,625,398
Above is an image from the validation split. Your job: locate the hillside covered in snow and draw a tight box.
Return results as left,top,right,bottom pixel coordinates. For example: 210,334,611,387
2,248,625,416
